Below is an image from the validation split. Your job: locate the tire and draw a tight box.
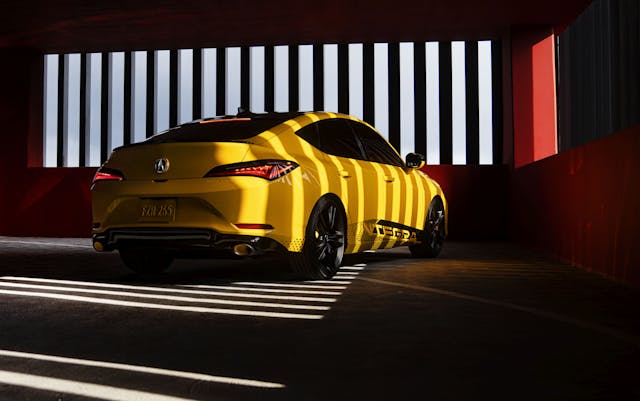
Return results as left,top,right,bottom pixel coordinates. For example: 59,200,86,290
119,249,174,274
289,195,347,280
409,197,445,258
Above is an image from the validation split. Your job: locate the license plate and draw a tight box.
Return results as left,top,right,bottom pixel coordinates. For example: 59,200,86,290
139,199,176,222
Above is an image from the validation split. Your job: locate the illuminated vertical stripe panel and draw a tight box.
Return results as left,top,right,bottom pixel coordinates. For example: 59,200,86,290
250,46,266,113
43,41,500,167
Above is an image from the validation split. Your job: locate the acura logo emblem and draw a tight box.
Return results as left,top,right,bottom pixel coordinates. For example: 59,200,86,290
154,158,170,174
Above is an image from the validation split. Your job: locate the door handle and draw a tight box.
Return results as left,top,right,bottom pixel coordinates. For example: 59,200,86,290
384,176,395,183
339,170,352,179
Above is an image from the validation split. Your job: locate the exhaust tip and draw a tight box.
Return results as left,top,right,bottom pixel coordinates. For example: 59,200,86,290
93,241,105,252
233,243,255,257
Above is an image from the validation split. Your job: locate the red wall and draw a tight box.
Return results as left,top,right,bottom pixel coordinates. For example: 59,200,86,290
510,125,640,286
0,49,95,237
511,27,558,167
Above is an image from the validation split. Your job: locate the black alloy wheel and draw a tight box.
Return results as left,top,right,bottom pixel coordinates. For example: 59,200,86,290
290,196,346,280
409,197,445,258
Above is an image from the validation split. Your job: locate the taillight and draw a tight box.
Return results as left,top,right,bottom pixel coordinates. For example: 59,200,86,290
204,160,298,181
92,168,124,184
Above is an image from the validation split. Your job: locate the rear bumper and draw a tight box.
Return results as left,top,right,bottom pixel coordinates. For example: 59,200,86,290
92,227,287,256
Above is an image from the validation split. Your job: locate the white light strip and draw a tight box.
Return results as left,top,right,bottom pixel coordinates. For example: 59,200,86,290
0,370,201,401
181,284,341,296
0,289,323,320
0,239,91,249
1,277,336,303
0,282,330,311
339,266,366,271
305,280,352,285
233,282,347,290
0,350,284,389
333,276,358,280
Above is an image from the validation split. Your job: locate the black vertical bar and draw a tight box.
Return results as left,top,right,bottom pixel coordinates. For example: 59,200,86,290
465,41,479,165
264,46,274,112
169,49,178,126
388,42,401,152
363,43,375,125
57,54,65,167
216,47,226,115
491,40,503,164
313,44,324,111
338,44,349,114
79,53,87,167
193,48,202,119
414,42,427,156
241,46,250,110
146,50,155,138
289,45,299,112
100,52,109,163
439,41,453,164
123,51,132,145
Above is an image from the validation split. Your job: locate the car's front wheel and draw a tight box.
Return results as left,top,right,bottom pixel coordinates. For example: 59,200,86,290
409,196,445,258
289,195,346,280
119,249,174,274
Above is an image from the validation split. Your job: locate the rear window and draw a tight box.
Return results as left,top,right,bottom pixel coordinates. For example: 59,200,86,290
144,118,285,144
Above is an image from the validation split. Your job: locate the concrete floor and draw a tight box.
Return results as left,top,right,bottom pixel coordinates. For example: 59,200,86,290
0,237,638,401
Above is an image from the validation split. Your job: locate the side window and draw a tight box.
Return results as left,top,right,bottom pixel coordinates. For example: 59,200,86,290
295,122,320,149
349,121,405,167
316,119,364,159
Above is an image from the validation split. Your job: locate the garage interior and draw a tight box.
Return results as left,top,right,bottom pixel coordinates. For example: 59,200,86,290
1,0,639,400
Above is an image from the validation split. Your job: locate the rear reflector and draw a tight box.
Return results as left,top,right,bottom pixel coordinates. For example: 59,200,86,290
234,224,274,230
205,160,298,181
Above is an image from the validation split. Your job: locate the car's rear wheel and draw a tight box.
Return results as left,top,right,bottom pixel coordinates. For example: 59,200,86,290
119,249,174,274
409,196,445,258
290,195,346,280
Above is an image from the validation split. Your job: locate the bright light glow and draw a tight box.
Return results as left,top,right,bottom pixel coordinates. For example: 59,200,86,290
399,42,415,158
0,277,336,303
108,52,125,152
374,43,389,139
451,41,466,165
64,53,81,167
132,51,147,143
425,42,440,164
202,48,216,117
274,45,289,112
478,41,494,164
339,266,366,271
298,45,314,111
250,46,265,113
323,44,338,112
177,49,193,124
226,47,241,115
43,54,58,167
182,284,340,296
0,370,203,401
155,50,170,131
348,43,364,119
0,289,323,319
0,282,330,311
0,240,91,249
0,350,285,389
233,282,347,290
305,280,352,285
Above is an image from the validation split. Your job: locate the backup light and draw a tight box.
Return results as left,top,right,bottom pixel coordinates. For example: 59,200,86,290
205,160,298,181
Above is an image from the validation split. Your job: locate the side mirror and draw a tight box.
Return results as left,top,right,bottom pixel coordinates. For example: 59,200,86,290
405,153,425,169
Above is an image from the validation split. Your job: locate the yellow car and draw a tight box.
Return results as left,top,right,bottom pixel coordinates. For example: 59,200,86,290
91,111,447,279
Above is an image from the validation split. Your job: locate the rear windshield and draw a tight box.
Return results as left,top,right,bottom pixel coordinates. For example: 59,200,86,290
144,118,285,144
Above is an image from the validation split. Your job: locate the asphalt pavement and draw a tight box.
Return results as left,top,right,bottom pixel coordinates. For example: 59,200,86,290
0,237,638,401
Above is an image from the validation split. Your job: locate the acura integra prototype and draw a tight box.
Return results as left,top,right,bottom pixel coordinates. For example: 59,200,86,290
91,111,447,279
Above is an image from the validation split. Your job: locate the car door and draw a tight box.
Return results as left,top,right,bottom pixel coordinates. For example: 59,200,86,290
349,120,423,248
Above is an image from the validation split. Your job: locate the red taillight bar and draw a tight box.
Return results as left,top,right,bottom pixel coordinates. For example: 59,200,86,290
205,160,298,181
92,168,124,183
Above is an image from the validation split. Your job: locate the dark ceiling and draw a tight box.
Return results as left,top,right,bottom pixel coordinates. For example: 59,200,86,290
1,0,591,53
